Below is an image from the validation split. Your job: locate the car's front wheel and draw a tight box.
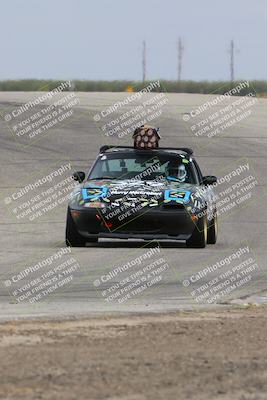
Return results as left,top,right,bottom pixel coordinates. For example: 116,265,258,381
65,208,98,247
186,214,207,248
65,208,86,247
207,211,218,244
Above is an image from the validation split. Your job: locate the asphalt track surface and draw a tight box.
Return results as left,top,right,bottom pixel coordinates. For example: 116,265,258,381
0,91,266,320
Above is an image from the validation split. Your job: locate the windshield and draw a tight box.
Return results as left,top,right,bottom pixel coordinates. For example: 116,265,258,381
88,153,198,184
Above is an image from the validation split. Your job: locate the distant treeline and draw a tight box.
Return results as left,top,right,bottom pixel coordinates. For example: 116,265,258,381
0,79,266,95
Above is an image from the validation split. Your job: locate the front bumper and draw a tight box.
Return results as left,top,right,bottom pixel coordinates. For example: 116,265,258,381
70,206,196,240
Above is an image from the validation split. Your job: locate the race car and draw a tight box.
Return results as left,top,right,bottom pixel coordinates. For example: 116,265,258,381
66,128,218,248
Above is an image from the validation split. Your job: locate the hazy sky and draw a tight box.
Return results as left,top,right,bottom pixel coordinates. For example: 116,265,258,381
1,0,267,81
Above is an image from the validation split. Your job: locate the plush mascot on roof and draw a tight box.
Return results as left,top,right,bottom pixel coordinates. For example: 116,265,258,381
132,125,161,149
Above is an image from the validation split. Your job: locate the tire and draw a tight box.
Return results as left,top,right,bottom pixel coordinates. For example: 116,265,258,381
186,214,207,248
207,211,218,244
65,208,87,247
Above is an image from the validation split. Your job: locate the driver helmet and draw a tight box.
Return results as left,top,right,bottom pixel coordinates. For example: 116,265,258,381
177,164,187,182
167,162,187,182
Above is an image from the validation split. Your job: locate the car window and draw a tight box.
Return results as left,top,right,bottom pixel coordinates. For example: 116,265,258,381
101,158,159,173
89,153,198,183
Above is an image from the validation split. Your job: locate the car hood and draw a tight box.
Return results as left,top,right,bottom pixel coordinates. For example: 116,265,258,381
83,178,196,191
80,179,202,205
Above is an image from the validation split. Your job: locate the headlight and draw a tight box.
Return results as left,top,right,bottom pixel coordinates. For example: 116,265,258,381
80,186,109,208
69,189,83,205
190,194,206,212
82,186,108,200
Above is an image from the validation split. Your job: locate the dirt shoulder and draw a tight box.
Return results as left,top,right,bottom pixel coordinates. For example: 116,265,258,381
0,307,267,400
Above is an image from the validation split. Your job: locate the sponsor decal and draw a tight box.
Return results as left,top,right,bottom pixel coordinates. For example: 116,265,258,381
82,186,108,201
164,190,191,203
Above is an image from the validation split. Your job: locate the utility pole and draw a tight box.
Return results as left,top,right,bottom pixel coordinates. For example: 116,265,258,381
177,37,184,81
69,80,75,91
230,39,235,82
142,40,146,82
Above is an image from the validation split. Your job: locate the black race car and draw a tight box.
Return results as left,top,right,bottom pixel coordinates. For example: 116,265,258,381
66,142,218,248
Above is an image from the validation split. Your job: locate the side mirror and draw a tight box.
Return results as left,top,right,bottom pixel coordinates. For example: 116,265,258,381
202,175,217,185
72,171,85,183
